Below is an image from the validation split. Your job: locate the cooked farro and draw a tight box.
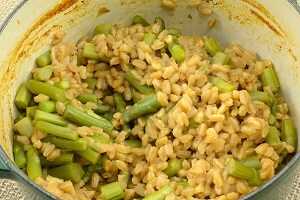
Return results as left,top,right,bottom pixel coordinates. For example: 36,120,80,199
12,12,297,200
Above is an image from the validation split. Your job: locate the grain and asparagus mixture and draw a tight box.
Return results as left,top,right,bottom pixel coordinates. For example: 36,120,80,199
13,14,297,200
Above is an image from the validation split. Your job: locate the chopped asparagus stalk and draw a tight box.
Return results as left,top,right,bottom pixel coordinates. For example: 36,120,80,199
42,136,88,151
168,43,186,62
33,66,52,81
142,186,173,200
27,80,66,102
75,146,101,164
40,153,74,166
14,116,34,137
95,104,111,114
208,76,236,93
38,100,56,113
123,139,142,148
167,28,181,37
204,38,223,56
212,51,230,65
125,70,155,95
266,126,283,150
26,106,38,119
84,77,97,90
34,110,69,126
26,147,42,181
163,157,183,177
94,24,111,36
83,42,110,63
249,91,273,107
226,159,263,186
143,33,156,46
154,17,165,32
15,84,32,109
260,65,280,92
77,93,98,104
123,95,162,123
47,163,84,183
238,156,262,170
113,93,126,112
63,105,113,133
82,163,102,183
133,15,149,27
13,140,27,168
35,50,52,67
36,120,78,140
14,113,26,124
281,119,297,148
100,182,124,200
54,80,71,90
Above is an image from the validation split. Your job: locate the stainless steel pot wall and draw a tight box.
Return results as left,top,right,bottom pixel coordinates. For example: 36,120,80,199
0,0,299,199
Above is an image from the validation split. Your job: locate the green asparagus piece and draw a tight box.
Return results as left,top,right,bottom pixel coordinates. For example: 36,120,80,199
100,182,124,200
238,156,262,170
204,38,223,56
47,163,84,183
94,24,111,36
40,153,74,166
28,99,37,107
133,15,149,27
84,77,97,90
260,65,280,92
14,116,34,137
268,114,276,125
143,33,156,46
64,105,113,133
14,113,26,124
167,28,181,37
33,66,52,81
143,186,173,200
35,50,52,67
168,43,186,62
54,80,71,90
77,93,98,104
249,91,273,107
125,70,155,95
113,93,126,112
123,95,162,123
26,106,38,119
188,117,198,129
27,80,66,102
83,42,110,63
281,119,297,148
266,126,283,150
92,134,112,144
26,147,42,181
154,17,165,31
95,104,111,114
34,110,69,126
102,111,114,121
14,84,32,109
211,51,230,65
75,146,101,164
13,140,27,168
36,120,78,140
38,100,56,113
123,139,142,148
42,136,88,151
82,163,102,183
178,181,189,188
271,97,280,115
208,76,236,93
226,159,263,186
163,157,183,177
130,87,144,103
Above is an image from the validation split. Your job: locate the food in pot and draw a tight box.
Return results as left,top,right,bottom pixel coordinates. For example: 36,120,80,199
12,15,297,200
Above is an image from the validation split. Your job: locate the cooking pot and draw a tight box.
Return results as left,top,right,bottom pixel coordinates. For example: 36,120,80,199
0,0,299,199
